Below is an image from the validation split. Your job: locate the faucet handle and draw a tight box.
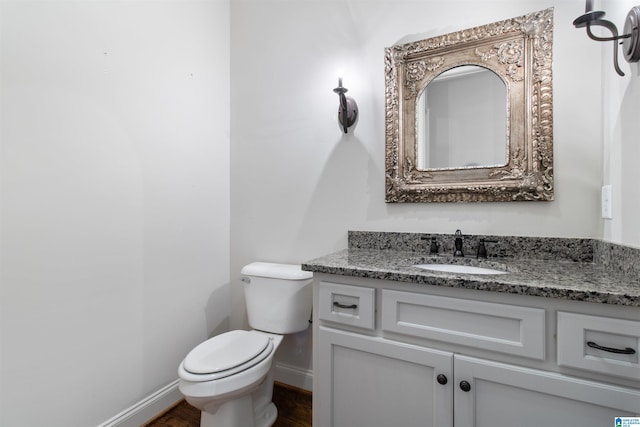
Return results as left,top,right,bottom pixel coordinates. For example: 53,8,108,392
421,236,439,255
477,239,487,259
476,238,498,259
429,237,439,255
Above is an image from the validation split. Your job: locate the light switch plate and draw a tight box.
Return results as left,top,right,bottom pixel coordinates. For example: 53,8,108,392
601,185,613,219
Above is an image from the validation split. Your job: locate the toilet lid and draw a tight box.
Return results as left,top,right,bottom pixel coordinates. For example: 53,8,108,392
183,330,271,375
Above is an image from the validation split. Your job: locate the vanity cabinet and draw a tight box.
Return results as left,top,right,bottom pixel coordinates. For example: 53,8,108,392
313,278,640,427
454,355,639,426
317,327,452,427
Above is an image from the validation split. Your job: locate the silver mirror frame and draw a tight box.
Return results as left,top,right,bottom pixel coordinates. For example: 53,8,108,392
385,8,554,203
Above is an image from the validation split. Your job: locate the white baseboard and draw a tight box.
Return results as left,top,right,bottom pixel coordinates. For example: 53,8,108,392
273,362,313,392
96,364,311,427
96,379,182,427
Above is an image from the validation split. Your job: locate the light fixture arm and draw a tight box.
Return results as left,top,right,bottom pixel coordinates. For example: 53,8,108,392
586,19,629,76
333,78,358,134
573,2,640,77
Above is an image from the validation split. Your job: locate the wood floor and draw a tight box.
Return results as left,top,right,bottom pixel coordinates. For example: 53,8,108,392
144,382,311,427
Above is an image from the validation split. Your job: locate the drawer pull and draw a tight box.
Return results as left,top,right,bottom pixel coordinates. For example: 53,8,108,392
459,381,471,392
333,301,358,309
587,341,636,355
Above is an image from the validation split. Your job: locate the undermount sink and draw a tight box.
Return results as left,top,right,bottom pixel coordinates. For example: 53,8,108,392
414,263,508,275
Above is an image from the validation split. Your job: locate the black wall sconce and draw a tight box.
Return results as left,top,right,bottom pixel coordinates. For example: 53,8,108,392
573,0,640,76
333,77,358,133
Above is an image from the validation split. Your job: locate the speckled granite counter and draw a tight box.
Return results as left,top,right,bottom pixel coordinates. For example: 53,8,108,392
302,231,640,307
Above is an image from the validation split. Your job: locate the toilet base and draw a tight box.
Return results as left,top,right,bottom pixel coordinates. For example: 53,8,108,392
196,366,278,427
199,394,277,427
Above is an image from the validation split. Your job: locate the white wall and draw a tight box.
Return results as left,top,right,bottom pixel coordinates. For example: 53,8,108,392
602,0,640,248
0,1,230,426
230,0,604,386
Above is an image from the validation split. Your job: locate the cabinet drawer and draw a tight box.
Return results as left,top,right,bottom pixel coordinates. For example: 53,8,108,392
319,282,375,330
382,289,545,359
557,312,640,379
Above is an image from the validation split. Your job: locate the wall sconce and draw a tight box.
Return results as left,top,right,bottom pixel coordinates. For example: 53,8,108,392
333,76,358,133
573,0,640,76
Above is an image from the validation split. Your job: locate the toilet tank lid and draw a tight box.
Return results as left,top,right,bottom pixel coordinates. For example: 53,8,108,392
241,262,313,280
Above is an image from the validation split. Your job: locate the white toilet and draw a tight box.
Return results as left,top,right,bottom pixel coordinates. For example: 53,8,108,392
177,262,313,427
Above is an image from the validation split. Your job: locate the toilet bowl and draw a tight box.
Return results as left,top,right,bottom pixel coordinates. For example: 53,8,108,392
178,262,313,427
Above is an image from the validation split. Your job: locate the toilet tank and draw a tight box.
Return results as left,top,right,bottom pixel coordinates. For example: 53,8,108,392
241,262,313,334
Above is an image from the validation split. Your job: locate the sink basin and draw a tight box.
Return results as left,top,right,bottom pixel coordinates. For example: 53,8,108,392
414,263,507,275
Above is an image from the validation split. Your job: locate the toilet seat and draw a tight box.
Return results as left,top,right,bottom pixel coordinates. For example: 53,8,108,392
180,330,274,382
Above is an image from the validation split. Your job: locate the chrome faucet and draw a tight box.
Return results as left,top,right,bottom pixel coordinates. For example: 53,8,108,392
453,229,464,257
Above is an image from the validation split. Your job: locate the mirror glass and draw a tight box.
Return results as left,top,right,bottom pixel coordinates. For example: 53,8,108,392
416,66,508,170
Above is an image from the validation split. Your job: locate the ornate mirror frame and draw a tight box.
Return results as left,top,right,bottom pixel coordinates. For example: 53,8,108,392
385,8,554,203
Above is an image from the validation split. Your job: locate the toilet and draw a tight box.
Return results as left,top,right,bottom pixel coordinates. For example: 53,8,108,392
177,262,313,427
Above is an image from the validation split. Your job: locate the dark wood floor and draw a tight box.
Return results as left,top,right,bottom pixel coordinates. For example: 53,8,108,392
144,382,311,427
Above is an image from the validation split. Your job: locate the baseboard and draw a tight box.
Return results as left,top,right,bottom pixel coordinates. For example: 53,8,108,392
273,362,313,392
96,379,182,427
96,364,310,427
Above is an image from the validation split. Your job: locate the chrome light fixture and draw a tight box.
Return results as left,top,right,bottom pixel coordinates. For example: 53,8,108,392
573,0,640,76
333,77,358,133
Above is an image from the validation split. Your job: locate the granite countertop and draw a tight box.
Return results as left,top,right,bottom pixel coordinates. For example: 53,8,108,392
301,232,640,307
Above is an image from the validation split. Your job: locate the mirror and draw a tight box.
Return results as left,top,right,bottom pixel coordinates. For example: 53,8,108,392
385,8,554,203
416,65,507,170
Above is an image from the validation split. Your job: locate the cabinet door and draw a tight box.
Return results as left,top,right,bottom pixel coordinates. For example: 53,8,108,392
317,327,453,427
454,355,640,427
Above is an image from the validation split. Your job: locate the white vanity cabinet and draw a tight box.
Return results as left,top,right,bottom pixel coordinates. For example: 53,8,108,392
313,277,640,427
454,355,639,426
317,327,453,427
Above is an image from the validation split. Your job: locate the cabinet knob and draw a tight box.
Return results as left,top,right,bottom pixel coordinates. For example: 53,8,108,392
459,380,471,392
436,374,448,385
